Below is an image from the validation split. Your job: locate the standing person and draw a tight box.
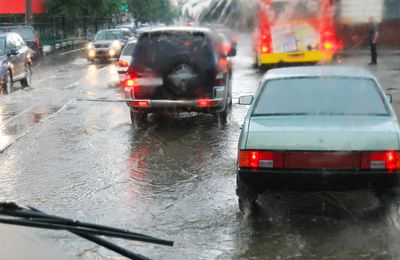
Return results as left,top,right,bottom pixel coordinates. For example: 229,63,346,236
368,17,379,65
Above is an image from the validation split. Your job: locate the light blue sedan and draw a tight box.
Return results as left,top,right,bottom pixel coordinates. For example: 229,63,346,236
237,66,400,211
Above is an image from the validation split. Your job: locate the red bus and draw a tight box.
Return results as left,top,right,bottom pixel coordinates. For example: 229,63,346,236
253,0,341,68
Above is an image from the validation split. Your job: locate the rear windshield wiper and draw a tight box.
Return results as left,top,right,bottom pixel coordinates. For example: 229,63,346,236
0,202,173,260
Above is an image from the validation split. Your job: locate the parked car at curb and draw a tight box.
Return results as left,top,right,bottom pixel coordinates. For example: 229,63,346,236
121,27,236,126
0,32,32,94
0,25,41,60
236,66,400,211
86,28,131,62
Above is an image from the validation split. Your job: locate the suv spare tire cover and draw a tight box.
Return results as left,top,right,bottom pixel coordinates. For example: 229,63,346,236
164,54,200,97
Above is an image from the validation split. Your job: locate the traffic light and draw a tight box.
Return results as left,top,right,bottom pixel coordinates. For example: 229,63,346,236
121,3,128,12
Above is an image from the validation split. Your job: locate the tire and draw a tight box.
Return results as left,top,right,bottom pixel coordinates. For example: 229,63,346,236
2,71,13,95
236,175,258,212
21,64,32,88
214,104,228,124
130,110,147,127
164,54,199,98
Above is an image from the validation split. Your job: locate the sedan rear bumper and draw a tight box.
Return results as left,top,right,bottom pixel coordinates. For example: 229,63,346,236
238,169,400,192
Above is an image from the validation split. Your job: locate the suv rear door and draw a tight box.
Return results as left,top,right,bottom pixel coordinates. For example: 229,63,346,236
131,31,218,100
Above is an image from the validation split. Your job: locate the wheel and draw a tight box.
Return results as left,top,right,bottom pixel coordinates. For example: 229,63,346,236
20,64,32,88
2,71,13,95
214,106,228,124
236,175,258,212
130,110,147,127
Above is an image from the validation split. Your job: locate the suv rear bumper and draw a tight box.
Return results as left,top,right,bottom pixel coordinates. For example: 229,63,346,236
238,169,400,192
127,98,226,113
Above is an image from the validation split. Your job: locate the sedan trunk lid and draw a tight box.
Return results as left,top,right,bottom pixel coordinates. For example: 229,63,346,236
246,116,400,151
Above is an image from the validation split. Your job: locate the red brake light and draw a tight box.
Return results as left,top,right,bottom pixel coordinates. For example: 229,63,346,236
197,99,218,107
36,35,40,47
118,60,129,67
261,46,269,53
129,100,150,107
238,150,283,169
361,151,400,171
122,72,139,89
323,41,334,50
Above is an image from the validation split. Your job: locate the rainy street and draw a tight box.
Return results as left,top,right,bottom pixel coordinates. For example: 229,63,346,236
1,35,400,259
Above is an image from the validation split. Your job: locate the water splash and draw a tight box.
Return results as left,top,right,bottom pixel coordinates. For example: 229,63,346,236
180,0,259,29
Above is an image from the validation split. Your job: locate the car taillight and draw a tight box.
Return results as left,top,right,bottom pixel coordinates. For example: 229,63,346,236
118,60,129,67
361,151,400,171
214,72,225,86
129,100,150,107
197,99,218,107
238,150,283,169
121,72,139,89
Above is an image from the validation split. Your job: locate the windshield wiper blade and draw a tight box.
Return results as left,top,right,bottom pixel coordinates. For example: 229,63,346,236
0,202,174,260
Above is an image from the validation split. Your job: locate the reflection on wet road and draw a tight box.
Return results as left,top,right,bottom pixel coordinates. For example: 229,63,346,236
1,35,400,259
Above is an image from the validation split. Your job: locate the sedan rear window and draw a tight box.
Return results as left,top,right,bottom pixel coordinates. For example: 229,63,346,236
253,77,389,116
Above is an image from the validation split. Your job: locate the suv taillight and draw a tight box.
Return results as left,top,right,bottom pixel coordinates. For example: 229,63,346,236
215,71,225,86
122,72,139,89
361,151,400,171
238,150,283,169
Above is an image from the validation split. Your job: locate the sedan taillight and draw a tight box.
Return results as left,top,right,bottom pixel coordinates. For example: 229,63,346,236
361,151,400,171
238,150,283,169
118,60,129,67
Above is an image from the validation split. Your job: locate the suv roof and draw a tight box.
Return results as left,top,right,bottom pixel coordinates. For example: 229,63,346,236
143,26,212,35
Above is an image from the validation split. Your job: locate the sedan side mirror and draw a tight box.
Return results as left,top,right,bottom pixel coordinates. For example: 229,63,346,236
239,95,254,105
386,93,393,103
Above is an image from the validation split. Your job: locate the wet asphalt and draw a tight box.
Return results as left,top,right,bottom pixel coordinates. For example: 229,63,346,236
1,35,400,259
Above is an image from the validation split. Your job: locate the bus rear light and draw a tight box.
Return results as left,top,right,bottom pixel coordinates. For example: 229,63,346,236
261,46,269,53
239,150,283,169
361,151,400,171
323,41,334,50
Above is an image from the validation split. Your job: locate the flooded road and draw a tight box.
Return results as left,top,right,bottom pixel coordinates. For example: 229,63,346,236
1,35,400,259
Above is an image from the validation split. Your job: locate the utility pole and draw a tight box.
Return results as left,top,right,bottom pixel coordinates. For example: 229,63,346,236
25,0,32,25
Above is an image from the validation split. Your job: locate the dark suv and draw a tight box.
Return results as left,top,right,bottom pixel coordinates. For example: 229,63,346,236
0,32,32,94
122,27,236,126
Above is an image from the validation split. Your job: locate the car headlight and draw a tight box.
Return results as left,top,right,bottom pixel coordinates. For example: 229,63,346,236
111,40,121,50
109,49,116,57
87,43,94,50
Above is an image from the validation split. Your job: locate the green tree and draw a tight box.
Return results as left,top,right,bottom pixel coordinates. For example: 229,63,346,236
128,0,177,24
46,0,123,36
